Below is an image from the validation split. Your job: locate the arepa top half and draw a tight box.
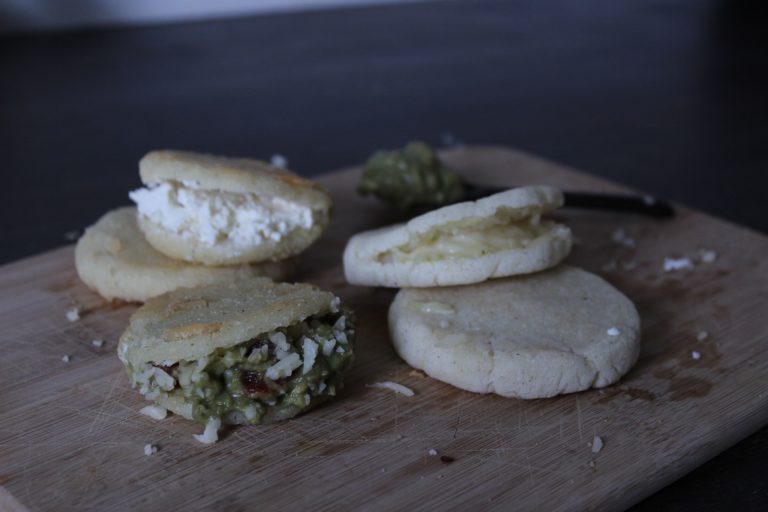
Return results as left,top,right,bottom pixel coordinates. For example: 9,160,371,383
130,150,333,265
343,185,572,287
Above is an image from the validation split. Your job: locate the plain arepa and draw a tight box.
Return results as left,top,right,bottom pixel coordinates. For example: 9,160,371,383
75,207,294,302
388,266,640,398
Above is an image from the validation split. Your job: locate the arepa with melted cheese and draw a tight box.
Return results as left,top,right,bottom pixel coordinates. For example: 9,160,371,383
343,185,572,287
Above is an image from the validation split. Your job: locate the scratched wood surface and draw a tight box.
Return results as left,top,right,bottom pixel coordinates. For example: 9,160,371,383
1,146,767,512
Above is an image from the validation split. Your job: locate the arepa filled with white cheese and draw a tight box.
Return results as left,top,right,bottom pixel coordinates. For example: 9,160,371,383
343,185,572,287
130,150,333,265
118,278,355,442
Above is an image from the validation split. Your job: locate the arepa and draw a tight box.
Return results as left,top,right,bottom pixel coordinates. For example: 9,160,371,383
343,185,571,287
75,207,294,302
129,150,332,265
118,278,355,440
388,266,640,398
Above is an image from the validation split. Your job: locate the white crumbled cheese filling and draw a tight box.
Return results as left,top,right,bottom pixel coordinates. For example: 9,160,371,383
194,417,222,444
129,181,314,248
265,353,302,380
140,405,168,420
302,337,318,374
367,381,415,397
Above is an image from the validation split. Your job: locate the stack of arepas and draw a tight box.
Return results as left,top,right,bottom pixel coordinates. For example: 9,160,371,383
343,185,641,399
75,151,356,442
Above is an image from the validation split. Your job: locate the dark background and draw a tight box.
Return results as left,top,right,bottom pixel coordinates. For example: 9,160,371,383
1,0,767,509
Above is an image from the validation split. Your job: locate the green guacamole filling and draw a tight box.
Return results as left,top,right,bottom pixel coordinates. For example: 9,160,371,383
129,309,354,425
357,141,465,210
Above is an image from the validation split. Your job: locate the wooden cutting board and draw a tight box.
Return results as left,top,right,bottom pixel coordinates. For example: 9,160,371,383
1,146,767,512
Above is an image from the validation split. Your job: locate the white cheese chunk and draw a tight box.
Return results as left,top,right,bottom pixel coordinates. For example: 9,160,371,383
591,435,604,453
367,381,415,397
66,307,80,322
193,417,222,445
302,337,318,374
140,405,168,421
265,353,302,380
129,181,314,251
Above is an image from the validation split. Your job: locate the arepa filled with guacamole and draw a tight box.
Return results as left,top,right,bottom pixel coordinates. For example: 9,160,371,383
118,277,355,443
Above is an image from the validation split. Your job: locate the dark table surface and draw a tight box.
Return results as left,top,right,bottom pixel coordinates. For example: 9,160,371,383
2,0,767,509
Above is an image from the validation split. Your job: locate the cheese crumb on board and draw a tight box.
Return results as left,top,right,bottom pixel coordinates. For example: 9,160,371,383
607,327,620,337
692,351,702,360
611,229,635,248
66,307,80,322
270,154,288,168
193,417,221,444
367,381,415,397
591,435,604,454
140,405,168,420
698,249,717,264
663,257,693,272
143,444,158,456
62,355,71,363
63,230,80,241
91,339,104,348
428,448,438,456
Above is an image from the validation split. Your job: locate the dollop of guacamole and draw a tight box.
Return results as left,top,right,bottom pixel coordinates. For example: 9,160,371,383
357,141,465,210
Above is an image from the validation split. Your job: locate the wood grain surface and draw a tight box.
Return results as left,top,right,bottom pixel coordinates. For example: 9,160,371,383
1,146,766,512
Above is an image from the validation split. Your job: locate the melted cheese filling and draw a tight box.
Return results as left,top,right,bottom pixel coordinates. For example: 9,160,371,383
379,213,553,263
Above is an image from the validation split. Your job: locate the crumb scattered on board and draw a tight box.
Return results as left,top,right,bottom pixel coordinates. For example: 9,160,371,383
607,327,620,336
91,339,104,348
698,249,717,263
65,307,80,322
440,132,464,147
63,230,80,241
270,154,288,168
663,257,693,272
428,448,438,456
143,444,158,456
140,405,168,420
61,355,71,363
591,435,604,454
611,229,635,248
367,381,415,397
692,351,702,360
